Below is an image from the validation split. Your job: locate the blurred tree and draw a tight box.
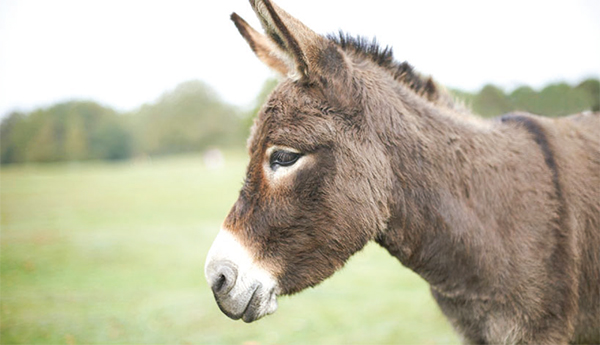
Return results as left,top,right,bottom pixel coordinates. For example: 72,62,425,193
575,78,600,112
0,112,27,164
0,111,25,164
536,83,588,117
132,80,243,156
0,101,132,164
509,86,540,114
64,109,88,160
472,84,513,117
26,114,61,162
452,79,598,117
90,121,132,160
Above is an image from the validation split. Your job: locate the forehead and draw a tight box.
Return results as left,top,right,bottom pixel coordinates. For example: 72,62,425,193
247,81,334,154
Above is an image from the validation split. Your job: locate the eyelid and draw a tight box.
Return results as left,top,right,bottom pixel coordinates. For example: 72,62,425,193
265,145,301,158
271,151,302,165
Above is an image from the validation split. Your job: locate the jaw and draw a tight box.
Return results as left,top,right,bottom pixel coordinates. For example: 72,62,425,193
205,229,280,322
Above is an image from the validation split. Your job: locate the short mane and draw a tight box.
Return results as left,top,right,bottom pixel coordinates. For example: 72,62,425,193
327,32,455,108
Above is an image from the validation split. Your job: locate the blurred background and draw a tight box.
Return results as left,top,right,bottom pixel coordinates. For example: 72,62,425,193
1,0,598,344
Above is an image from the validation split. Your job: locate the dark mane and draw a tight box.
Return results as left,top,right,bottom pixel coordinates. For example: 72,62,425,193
327,31,453,107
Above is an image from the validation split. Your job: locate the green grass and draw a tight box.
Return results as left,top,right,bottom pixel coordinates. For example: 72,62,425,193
1,152,459,344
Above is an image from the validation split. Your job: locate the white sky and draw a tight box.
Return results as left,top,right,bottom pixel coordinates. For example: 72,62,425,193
0,0,599,118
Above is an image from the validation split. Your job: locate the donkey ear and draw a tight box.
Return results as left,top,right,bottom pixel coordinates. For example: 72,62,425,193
231,13,290,76
248,0,338,82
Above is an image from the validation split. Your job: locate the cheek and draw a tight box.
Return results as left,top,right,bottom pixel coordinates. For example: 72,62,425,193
271,171,354,293
292,150,335,201
274,228,346,295
223,149,346,294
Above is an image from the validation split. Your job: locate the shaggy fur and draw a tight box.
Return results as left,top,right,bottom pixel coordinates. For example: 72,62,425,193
223,1,600,343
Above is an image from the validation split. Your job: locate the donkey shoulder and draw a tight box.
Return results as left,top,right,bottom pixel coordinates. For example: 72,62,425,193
496,111,599,342
499,111,599,175
500,111,600,232
540,111,600,343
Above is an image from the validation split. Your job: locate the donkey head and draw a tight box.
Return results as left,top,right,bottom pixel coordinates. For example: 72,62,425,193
205,0,393,322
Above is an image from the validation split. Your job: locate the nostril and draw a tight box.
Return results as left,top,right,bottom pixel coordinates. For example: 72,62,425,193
210,262,238,296
214,274,226,293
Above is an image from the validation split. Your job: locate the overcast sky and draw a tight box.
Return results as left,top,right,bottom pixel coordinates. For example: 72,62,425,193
0,0,598,118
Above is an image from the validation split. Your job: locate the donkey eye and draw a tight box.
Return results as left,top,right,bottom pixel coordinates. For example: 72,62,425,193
269,150,302,170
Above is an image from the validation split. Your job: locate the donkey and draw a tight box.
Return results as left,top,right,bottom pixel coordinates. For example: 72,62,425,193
205,0,600,343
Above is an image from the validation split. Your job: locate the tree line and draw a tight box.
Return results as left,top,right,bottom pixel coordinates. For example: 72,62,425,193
1,81,244,164
1,78,598,165
452,78,598,117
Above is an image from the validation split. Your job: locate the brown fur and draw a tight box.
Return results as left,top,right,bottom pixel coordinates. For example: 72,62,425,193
224,1,600,343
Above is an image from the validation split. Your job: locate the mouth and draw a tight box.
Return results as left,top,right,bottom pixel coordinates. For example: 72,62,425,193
240,284,262,323
214,282,279,323
216,283,259,322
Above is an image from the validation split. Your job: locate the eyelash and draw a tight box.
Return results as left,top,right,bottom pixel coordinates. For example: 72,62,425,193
269,150,303,170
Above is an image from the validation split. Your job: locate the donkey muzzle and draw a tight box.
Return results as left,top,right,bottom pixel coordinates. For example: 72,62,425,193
205,229,279,322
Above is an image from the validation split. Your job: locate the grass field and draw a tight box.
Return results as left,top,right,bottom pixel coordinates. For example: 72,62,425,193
1,152,459,344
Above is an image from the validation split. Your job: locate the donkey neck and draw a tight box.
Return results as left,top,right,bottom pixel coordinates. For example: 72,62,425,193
367,81,516,297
